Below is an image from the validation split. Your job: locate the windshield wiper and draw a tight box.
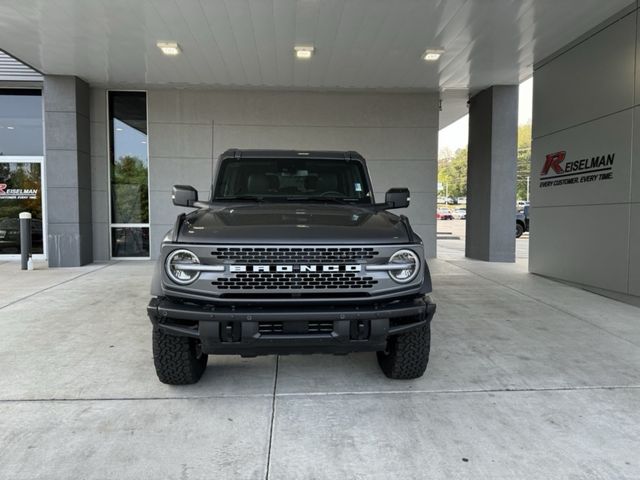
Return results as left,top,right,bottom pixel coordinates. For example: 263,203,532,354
213,195,266,202
287,196,360,205
214,195,363,205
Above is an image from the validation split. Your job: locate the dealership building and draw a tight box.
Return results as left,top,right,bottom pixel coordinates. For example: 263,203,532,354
0,0,639,304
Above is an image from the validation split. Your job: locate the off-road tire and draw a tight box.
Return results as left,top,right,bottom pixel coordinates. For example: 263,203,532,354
516,223,524,238
153,326,208,385
377,320,430,379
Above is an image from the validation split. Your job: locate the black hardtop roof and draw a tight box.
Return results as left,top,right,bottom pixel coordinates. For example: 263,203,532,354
219,149,366,162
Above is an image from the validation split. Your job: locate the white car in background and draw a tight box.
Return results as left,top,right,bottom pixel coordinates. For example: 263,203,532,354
453,208,466,220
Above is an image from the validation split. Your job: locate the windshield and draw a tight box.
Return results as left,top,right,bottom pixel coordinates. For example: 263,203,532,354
213,157,372,204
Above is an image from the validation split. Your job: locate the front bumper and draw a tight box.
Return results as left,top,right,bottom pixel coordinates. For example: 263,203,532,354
147,296,436,356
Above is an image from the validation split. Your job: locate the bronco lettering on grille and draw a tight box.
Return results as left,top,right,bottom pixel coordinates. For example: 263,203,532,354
229,264,362,273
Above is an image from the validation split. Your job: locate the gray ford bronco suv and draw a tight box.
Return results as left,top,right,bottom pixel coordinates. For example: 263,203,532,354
148,149,436,384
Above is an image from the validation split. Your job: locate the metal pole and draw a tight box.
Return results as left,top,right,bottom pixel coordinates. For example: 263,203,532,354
526,176,530,202
19,212,32,271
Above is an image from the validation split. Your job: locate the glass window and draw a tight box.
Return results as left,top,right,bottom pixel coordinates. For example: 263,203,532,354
108,92,149,257
0,90,43,156
214,158,372,203
111,226,149,258
109,92,148,224
0,162,43,254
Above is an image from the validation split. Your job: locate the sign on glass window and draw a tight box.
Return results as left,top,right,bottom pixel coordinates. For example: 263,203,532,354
0,162,43,254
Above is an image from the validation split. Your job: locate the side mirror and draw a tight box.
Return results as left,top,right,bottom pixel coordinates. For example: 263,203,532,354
385,188,410,209
172,185,198,207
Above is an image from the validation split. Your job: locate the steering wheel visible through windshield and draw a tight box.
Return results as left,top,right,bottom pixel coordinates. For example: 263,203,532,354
213,157,373,204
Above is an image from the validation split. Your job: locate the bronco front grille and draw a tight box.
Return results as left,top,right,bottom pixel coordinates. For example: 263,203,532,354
212,271,377,290
211,247,378,264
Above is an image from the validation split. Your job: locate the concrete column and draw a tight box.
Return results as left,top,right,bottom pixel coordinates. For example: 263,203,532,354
44,75,93,266
465,85,518,262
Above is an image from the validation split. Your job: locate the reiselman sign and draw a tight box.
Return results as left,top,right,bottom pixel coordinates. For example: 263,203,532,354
539,151,615,188
0,183,39,200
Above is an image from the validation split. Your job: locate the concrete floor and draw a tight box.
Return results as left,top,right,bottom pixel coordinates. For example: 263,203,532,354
1,253,640,479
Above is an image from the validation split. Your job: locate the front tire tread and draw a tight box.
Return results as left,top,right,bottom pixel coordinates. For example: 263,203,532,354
377,321,430,379
152,327,208,385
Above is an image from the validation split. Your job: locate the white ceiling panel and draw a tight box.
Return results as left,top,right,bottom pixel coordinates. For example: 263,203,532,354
0,0,634,125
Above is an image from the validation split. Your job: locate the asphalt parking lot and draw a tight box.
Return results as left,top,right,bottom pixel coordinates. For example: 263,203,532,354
1,251,639,479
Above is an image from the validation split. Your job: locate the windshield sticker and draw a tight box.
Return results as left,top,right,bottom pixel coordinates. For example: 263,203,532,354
354,182,362,192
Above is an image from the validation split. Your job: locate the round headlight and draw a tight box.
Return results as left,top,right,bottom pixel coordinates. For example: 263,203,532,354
166,249,201,285
388,249,420,283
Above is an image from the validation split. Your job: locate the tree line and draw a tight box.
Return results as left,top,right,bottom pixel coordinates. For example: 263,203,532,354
438,123,532,201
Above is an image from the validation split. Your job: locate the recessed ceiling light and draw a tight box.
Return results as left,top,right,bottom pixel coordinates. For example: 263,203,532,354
157,41,181,56
294,45,314,59
423,49,444,62
7,126,15,130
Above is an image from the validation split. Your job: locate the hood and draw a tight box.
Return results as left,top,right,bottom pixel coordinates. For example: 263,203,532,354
176,203,410,244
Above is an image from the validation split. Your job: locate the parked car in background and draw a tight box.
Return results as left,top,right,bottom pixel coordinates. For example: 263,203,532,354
516,206,530,238
437,208,454,220
517,200,530,210
453,208,466,220
456,197,467,205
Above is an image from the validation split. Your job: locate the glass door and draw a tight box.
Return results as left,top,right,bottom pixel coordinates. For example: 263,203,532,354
0,89,45,259
0,157,45,258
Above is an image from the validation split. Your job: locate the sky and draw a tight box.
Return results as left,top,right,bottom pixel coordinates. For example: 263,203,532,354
438,77,533,155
